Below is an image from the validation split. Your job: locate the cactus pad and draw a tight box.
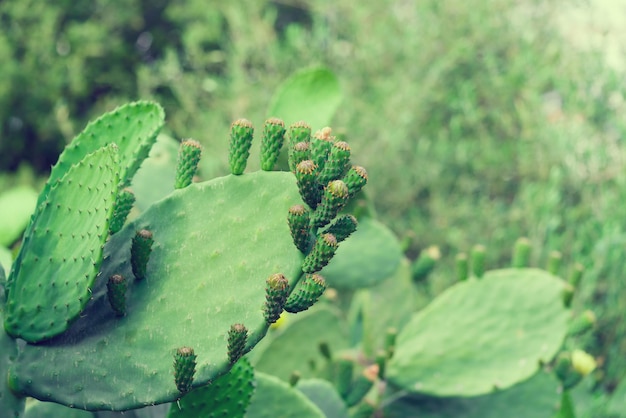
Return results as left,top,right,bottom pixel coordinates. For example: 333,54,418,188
386,268,570,397
8,171,302,410
4,145,120,342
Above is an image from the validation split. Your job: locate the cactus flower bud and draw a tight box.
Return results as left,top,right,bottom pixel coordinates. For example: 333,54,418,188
229,119,254,175
568,310,596,336
288,121,311,147
227,323,248,364
106,274,127,317
131,229,154,280
288,204,311,253
260,118,286,171
311,180,349,228
411,246,440,283
343,165,368,197
311,127,335,170
302,233,338,274
456,252,469,282
319,141,351,185
511,237,531,268
324,214,358,243
174,346,197,395
264,273,290,324
289,141,311,173
285,273,327,313
175,139,203,189
295,160,321,209
109,188,135,235
471,244,486,278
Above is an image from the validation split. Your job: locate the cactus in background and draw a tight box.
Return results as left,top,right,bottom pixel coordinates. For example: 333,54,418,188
0,102,368,413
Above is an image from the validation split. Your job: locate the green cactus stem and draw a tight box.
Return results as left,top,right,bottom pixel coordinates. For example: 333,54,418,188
175,139,203,189
130,229,154,280
261,118,286,171
302,233,338,274
227,323,248,365
319,141,351,185
285,273,327,313
109,188,135,235
295,160,321,209
547,251,562,275
343,166,368,198
229,119,254,175
471,244,486,278
311,180,349,228
264,273,290,324
174,346,197,395
288,204,311,253
345,365,378,407
324,214,357,243
106,274,127,317
411,246,440,283
512,237,531,268
456,253,469,282
310,127,335,170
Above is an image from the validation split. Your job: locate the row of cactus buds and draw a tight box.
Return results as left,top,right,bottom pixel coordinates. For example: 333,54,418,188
284,273,327,313
109,188,135,235
227,323,248,364
174,346,197,395
130,229,154,280
260,118,286,171
175,139,203,189
264,274,290,324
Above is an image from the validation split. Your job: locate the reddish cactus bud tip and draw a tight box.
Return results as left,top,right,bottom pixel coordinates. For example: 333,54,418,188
232,118,253,129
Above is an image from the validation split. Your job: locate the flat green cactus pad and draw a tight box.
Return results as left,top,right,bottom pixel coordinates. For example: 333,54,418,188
386,268,569,397
320,217,402,289
383,369,561,418
296,379,350,418
246,372,325,418
8,171,302,410
4,145,120,342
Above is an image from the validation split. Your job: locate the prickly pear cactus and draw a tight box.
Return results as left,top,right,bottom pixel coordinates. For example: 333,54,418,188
4,106,366,412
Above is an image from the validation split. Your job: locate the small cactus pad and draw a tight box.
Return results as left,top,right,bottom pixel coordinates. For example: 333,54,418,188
386,268,570,397
229,119,254,175
228,323,249,364
109,188,135,235
8,171,302,410
285,274,327,313
168,357,255,418
264,273,290,324
261,118,286,171
130,229,154,280
174,139,203,189
106,274,127,317
4,145,120,342
174,346,197,395
302,233,338,274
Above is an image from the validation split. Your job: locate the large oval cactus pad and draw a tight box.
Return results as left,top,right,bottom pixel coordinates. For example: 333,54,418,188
9,171,302,410
386,268,569,397
4,145,120,342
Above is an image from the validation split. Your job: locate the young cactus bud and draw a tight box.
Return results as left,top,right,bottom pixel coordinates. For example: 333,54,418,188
554,351,595,390
375,349,387,380
343,165,368,197
456,252,469,282
106,274,127,317
334,357,354,398
285,273,327,313
175,139,203,189
288,204,311,253
260,118,286,171
109,188,135,235
263,273,290,324
547,250,562,275
512,237,531,268
319,341,332,361
471,244,486,278
311,180,349,228
289,371,301,387
227,323,248,364
324,214,358,243
229,119,254,175
174,346,197,395
302,233,338,274
345,365,378,407
411,246,440,283
289,141,311,173
319,141,351,185
568,310,596,336
562,282,575,308
296,160,321,209
310,127,335,170
288,121,312,147
568,263,584,288
131,229,154,280
384,327,397,359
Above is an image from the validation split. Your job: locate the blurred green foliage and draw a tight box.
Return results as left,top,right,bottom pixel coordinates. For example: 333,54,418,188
2,0,626,416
